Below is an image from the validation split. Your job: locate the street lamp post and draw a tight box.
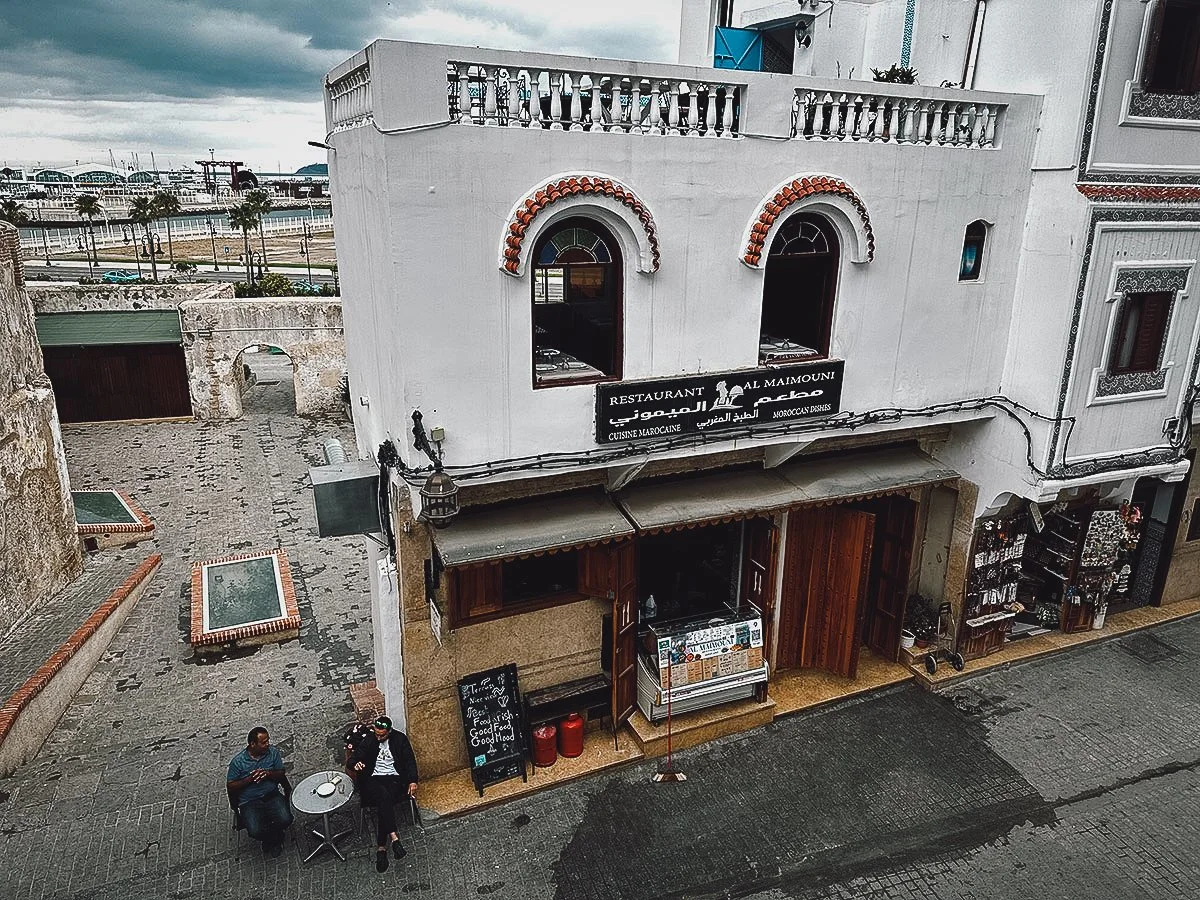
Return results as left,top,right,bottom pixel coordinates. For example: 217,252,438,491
300,220,313,283
123,225,142,279
206,218,219,270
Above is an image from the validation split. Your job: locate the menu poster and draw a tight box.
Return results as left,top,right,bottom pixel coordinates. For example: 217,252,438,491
655,618,764,688
456,664,527,796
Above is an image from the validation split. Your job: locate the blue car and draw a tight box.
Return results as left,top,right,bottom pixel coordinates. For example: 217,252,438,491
101,270,140,284
291,280,322,295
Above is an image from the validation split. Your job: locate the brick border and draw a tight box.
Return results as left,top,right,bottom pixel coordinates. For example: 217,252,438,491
74,490,155,536
0,553,162,747
189,549,301,647
742,175,876,266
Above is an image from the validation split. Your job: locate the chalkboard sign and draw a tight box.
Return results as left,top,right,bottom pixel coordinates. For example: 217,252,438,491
457,664,527,796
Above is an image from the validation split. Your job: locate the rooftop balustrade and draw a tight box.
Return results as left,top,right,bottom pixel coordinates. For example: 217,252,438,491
327,42,1032,154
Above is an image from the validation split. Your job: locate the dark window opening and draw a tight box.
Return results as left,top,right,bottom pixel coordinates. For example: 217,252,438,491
959,220,987,281
1142,0,1200,95
531,218,622,387
1186,496,1200,542
759,213,839,364
636,522,742,622
501,551,579,606
1108,290,1173,375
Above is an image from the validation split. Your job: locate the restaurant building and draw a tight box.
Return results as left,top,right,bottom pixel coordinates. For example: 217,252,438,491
325,0,1200,778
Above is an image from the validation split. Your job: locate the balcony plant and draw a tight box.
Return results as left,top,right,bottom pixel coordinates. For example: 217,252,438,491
871,64,918,84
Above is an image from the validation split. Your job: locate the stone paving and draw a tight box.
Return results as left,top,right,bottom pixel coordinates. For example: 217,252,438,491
1,376,1199,899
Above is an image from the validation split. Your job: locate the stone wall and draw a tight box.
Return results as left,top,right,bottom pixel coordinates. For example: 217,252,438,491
27,285,346,421
0,223,83,635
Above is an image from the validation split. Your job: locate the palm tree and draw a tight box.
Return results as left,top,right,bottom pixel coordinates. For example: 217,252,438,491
0,199,29,226
128,196,159,282
75,194,103,272
228,202,260,284
244,188,273,273
150,191,181,265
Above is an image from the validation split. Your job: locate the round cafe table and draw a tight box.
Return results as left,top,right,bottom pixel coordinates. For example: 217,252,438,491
291,770,353,862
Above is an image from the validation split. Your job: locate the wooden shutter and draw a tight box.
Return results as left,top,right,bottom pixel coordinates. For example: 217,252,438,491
611,542,638,726
1129,291,1172,372
449,563,502,624
1142,0,1168,90
740,517,778,658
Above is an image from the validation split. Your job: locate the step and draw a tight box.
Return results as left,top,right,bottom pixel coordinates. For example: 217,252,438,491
627,696,777,759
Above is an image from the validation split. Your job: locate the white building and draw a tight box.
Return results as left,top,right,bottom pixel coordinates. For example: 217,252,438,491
325,0,1200,781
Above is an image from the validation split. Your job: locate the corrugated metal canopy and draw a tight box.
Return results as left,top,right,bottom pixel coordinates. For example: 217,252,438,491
433,489,634,566
35,310,183,347
617,468,800,532
775,446,959,502
617,447,958,532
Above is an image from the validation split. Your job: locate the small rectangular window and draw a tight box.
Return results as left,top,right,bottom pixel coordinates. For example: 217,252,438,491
959,221,987,281
1108,291,1172,375
449,552,583,626
1142,0,1200,95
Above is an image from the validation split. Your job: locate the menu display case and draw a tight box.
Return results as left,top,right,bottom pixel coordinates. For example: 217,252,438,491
635,606,769,723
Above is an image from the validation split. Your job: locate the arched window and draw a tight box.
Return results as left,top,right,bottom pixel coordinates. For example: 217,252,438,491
759,213,839,364
531,218,622,386
959,220,988,281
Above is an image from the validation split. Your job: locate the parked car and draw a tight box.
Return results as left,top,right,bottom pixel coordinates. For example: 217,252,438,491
291,279,322,295
101,270,140,284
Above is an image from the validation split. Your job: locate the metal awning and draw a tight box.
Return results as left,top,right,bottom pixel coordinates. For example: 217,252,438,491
775,446,959,502
35,310,183,347
616,446,958,532
432,490,635,566
617,468,801,532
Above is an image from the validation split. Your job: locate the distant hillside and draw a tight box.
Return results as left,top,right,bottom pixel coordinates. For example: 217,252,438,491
295,163,329,176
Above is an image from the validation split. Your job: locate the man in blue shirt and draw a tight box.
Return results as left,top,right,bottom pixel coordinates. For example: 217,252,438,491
227,726,293,857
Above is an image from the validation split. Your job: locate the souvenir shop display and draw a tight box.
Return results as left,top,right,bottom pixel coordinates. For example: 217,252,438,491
959,516,1026,660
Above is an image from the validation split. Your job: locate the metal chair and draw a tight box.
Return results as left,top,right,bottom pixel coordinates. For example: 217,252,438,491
228,773,293,858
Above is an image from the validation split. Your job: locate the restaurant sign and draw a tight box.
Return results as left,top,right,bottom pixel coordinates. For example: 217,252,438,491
595,360,844,444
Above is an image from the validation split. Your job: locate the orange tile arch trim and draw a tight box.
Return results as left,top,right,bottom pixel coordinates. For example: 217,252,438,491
0,554,162,748
1077,183,1200,202
742,175,875,267
502,175,660,275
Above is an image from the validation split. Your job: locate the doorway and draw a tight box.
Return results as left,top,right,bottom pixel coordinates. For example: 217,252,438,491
776,505,876,677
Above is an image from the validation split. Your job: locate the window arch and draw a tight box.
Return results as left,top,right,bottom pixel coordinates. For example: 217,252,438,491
759,213,840,364
531,217,622,387
959,220,988,281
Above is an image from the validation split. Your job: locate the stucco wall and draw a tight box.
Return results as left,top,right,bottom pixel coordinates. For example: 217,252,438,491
0,223,83,635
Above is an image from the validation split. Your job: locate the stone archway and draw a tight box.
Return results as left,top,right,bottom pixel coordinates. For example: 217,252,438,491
180,298,345,420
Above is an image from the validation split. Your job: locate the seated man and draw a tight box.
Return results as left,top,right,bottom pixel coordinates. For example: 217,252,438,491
226,726,293,857
347,715,418,873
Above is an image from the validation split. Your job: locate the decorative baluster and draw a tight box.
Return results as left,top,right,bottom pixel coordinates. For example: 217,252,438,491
627,78,640,133
647,80,662,134
705,85,720,137
983,104,998,147
686,85,701,136
668,82,681,135
897,99,915,143
799,91,815,138
483,66,499,125
549,71,564,130
819,92,833,138
457,65,472,123
507,70,523,127
568,74,585,131
886,100,900,143
589,75,605,131
836,93,849,139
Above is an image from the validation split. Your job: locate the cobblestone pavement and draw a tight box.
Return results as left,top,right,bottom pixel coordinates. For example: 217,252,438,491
1,384,1199,899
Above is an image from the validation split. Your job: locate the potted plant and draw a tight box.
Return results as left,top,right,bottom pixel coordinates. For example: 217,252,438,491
905,595,938,648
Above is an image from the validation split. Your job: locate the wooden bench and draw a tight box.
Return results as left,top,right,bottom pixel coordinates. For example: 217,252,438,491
523,673,615,761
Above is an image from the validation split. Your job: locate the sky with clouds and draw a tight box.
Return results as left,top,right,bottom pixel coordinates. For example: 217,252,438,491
0,0,685,174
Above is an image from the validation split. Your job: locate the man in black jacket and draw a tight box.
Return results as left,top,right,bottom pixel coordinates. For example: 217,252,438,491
347,715,419,872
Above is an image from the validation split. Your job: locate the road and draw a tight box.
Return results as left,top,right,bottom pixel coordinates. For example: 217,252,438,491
22,262,335,286
0,381,1196,899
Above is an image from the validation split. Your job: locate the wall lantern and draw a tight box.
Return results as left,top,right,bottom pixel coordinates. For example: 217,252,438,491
411,410,459,527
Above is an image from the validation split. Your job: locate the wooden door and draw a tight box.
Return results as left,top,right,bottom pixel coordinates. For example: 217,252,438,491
740,516,778,656
863,497,917,661
43,344,191,422
777,506,875,677
611,541,638,726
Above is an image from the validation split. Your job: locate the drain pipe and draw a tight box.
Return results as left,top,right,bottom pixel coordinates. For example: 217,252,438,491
962,0,988,89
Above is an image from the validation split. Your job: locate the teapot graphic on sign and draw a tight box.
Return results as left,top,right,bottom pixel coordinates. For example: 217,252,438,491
711,381,745,411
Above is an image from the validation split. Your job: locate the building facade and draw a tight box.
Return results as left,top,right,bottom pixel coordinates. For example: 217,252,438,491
326,0,1200,779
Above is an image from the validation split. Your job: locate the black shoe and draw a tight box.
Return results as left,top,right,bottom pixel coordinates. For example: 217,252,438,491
392,838,406,859
376,849,389,873
267,841,283,859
